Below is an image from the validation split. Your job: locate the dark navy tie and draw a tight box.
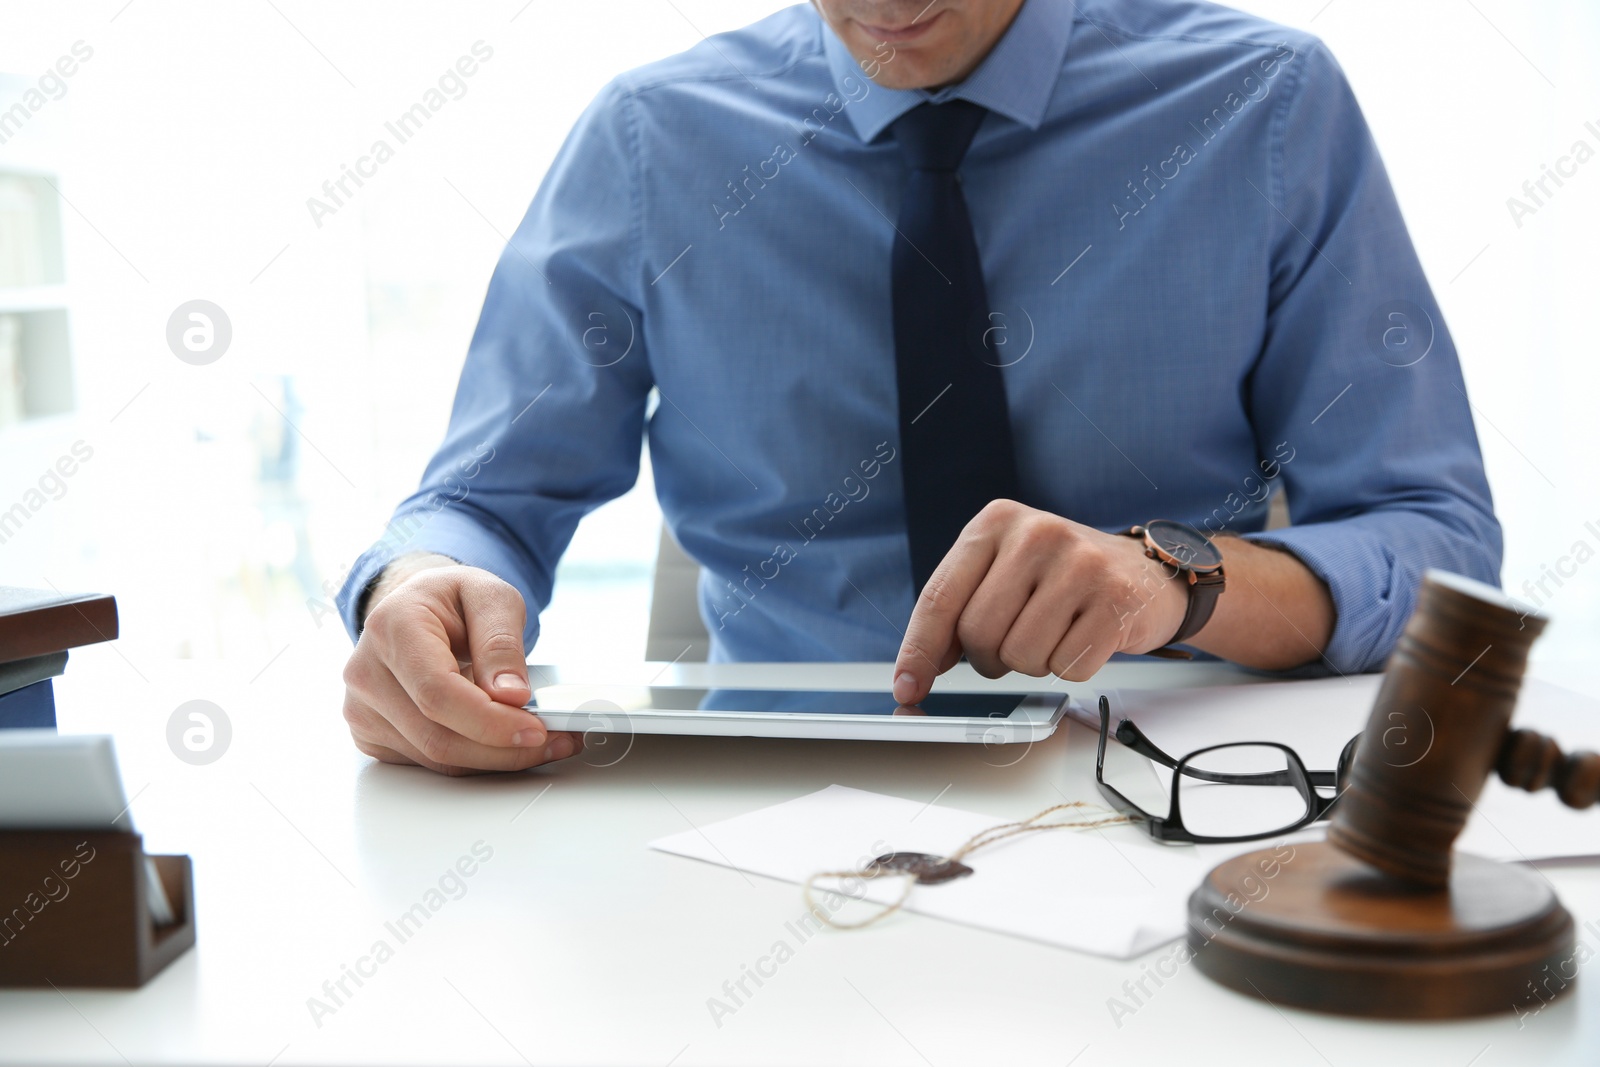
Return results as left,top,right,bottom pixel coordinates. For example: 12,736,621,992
890,100,1021,594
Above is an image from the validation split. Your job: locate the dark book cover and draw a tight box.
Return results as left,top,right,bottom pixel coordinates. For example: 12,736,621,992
0,650,68,695
0,588,118,731
0,679,56,729
0,588,118,665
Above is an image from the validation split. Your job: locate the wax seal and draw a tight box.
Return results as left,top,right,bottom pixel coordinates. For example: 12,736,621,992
867,851,974,885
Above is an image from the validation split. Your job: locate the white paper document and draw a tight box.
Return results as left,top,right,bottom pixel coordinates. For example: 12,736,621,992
650,784,1207,959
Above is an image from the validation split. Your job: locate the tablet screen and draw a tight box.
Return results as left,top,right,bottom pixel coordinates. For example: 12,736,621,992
531,686,1031,719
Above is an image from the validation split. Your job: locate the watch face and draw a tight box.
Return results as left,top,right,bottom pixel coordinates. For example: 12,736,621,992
1145,520,1223,570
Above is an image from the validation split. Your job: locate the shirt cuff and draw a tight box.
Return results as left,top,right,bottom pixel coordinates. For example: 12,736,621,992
335,505,546,651
1240,522,1420,677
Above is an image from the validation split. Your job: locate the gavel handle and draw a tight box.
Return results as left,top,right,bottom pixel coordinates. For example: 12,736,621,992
1497,729,1600,809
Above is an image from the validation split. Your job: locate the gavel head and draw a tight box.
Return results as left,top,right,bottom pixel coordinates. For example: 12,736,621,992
1328,570,1547,888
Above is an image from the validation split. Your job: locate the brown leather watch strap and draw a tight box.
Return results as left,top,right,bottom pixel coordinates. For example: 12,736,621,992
1170,566,1226,645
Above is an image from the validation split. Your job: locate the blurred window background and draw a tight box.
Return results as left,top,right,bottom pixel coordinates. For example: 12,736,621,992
1,0,1596,671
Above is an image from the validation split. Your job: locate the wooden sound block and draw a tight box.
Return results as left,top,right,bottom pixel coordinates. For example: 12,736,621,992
1187,841,1575,1018
0,830,196,988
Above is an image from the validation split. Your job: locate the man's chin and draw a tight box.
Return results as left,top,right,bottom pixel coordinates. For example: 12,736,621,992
868,74,941,91
861,60,960,92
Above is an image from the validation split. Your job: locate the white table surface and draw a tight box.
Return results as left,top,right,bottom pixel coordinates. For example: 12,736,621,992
5,646,1598,1067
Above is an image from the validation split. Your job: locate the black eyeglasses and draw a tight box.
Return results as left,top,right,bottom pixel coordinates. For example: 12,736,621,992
1094,695,1359,844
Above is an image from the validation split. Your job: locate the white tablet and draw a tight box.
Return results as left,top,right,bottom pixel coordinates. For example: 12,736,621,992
526,685,1068,743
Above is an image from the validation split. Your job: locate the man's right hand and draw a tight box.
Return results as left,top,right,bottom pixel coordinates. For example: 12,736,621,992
341,556,581,775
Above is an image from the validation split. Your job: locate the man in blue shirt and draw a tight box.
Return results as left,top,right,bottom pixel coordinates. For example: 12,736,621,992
337,0,1500,775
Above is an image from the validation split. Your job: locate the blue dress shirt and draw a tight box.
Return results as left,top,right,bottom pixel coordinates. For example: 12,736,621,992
338,0,1501,676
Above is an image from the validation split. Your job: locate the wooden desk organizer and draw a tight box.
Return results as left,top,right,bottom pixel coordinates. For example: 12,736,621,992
0,830,195,988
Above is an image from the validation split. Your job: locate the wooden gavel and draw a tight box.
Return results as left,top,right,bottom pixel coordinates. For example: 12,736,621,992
1328,570,1597,888
1190,569,1593,1018
1497,729,1600,808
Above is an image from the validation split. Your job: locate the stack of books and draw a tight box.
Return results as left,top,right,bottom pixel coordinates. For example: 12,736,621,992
0,588,118,729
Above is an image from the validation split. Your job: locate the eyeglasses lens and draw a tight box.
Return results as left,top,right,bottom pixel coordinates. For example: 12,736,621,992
1175,744,1312,838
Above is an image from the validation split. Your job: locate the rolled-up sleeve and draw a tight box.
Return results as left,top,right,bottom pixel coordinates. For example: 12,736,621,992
337,78,653,649
1240,42,1501,675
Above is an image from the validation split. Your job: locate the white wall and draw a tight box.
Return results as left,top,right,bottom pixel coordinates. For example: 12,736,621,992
0,0,1594,669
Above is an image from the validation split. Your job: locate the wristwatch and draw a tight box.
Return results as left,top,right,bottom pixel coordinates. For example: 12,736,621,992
1121,520,1226,656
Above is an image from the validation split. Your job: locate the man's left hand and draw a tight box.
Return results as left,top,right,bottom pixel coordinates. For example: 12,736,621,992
891,500,1190,703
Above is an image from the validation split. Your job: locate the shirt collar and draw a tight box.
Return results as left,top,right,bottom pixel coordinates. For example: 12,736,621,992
822,0,1076,143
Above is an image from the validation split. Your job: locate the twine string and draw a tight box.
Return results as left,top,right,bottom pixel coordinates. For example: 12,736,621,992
802,800,1135,930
